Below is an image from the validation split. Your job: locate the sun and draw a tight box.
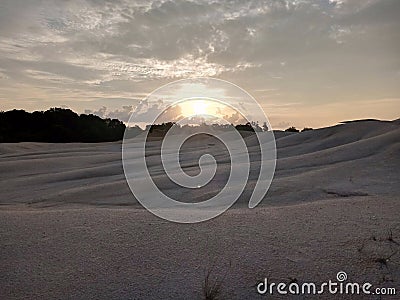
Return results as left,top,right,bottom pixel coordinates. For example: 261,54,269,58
180,100,209,117
192,101,207,115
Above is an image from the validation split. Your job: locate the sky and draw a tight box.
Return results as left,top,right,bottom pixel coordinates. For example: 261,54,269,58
0,0,399,129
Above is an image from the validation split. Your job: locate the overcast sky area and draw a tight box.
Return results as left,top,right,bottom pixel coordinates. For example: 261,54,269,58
0,0,399,129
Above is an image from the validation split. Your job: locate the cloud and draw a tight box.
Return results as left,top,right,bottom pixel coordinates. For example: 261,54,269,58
0,0,398,128
84,100,183,124
85,105,135,123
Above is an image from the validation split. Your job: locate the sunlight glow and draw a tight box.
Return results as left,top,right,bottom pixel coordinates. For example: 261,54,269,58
180,100,209,117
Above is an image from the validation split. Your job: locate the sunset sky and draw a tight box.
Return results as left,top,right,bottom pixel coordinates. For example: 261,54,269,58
0,0,399,129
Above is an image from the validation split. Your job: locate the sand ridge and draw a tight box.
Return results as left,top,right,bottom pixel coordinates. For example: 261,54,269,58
0,119,399,299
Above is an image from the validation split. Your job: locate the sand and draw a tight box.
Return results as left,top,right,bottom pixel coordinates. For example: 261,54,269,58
0,119,399,299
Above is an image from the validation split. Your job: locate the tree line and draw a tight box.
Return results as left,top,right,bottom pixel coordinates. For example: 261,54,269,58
128,121,267,138
0,107,312,143
0,108,126,143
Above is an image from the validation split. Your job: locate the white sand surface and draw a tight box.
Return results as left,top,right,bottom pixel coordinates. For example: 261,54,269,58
0,119,399,299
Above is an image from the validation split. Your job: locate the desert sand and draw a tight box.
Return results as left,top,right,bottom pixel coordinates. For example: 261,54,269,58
1,119,399,299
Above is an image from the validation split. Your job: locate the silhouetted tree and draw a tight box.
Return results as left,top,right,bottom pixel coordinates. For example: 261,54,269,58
148,122,175,135
235,122,254,132
0,108,125,143
285,126,299,133
301,127,313,132
251,121,263,132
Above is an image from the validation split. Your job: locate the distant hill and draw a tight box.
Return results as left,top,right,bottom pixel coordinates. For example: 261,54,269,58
0,108,126,143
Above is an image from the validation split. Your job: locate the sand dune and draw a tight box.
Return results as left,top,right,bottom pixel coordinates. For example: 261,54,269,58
0,119,398,207
0,119,399,299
